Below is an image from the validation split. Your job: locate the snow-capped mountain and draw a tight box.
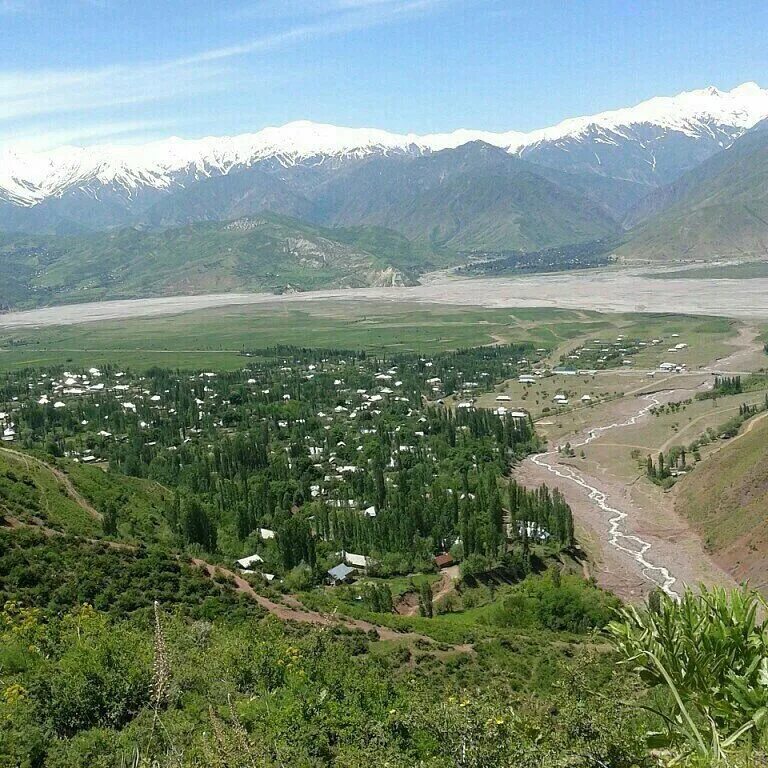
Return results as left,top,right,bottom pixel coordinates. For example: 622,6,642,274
1,82,767,232
0,122,528,208
515,82,768,186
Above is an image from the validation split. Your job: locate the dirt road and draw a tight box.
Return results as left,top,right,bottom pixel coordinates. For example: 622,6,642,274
192,559,473,652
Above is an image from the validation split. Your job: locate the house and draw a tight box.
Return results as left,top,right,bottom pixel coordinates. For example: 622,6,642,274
518,521,551,542
259,528,276,540
495,395,511,402
434,552,455,569
327,563,356,585
342,551,373,570
235,554,264,569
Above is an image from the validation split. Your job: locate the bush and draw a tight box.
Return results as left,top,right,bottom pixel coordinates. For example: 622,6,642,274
492,574,618,633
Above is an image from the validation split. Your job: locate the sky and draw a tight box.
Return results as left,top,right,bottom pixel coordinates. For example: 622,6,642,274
1,0,768,151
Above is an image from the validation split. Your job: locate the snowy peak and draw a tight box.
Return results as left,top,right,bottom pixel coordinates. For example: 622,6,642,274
512,81,768,148
2,82,768,208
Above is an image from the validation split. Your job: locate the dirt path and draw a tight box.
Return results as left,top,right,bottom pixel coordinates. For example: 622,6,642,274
192,559,473,652
657,396,767,454
432,566,460,605
0,446,102,521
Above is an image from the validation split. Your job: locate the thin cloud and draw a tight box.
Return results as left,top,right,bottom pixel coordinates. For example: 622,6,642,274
0,0,452,147
236,0,436,15
0,119,172,153
0,61,230,123
0,0,34,12
193,0,451,63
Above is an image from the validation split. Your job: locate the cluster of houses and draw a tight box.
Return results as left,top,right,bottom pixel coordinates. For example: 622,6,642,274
234,528,278,582
2,351,540,588
326,551,375,584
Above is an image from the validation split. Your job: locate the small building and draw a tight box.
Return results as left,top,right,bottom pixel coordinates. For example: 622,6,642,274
434,552,455,569
327,563,356,585
343,551,373,570
259,528,276,540
235,554,264,569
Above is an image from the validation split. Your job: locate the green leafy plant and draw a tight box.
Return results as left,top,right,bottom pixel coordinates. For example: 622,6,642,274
608,586,768,764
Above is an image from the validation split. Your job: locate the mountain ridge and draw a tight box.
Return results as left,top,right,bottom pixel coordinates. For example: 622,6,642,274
618,117,768,261
0,213,452,309
3,82,767,211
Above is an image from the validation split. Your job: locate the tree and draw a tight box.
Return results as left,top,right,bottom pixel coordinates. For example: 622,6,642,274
183,498,217,551
418,580,433,618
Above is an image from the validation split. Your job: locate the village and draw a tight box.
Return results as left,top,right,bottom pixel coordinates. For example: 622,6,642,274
0,343,564,592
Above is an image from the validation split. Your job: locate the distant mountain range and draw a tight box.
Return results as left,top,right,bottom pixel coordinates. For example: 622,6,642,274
2,82,768,307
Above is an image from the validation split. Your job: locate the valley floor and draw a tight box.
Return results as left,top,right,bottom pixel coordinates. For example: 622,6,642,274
511,326,767,601
4,263,768,330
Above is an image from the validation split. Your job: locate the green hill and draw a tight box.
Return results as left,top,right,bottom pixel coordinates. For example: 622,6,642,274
674,412,768,587
0,214,449,309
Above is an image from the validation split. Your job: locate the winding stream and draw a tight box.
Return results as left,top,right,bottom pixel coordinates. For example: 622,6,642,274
531,393,680,598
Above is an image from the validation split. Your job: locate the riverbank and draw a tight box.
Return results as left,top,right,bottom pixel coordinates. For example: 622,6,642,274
3,266,768,328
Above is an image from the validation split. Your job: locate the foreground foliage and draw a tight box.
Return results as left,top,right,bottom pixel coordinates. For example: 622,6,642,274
0,579,647,768
609,586,768,765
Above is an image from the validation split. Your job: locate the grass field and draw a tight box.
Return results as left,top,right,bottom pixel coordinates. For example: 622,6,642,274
0,448,100,537
0,299,740,372
0,447,172,541
647,262,768,280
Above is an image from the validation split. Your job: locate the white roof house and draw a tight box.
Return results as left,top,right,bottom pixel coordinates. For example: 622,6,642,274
259,528,276,540
236,554,264,569
342,551,372,569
